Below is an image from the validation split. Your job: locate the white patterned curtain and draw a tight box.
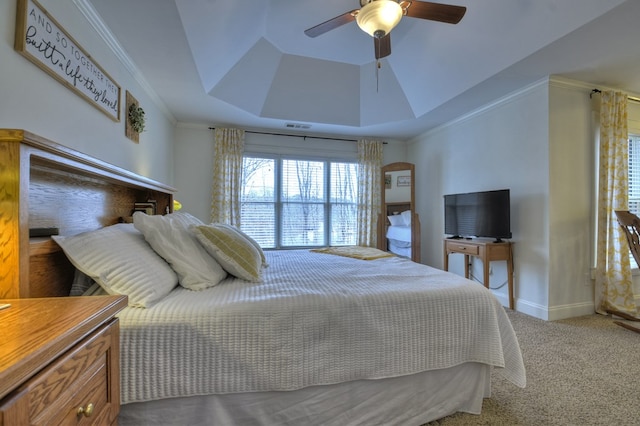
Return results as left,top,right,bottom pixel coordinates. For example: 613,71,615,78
210,128,245,226
594,91,637,316
357,139,383,247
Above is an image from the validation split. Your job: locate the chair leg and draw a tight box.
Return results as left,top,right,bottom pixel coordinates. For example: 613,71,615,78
614,321,640,334
605,308,640,322
606,309,640,334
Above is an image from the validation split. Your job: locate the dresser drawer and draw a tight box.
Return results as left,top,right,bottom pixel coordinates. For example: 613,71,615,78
447,243,479,255
1,319,119,426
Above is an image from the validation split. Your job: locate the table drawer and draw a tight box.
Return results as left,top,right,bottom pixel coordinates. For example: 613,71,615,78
15,320,117,426
447,243,479,255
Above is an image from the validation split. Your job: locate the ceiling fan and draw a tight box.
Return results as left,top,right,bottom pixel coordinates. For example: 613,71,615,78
304,0,466,60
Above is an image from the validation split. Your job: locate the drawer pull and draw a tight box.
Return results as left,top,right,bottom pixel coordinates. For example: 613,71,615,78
77,403,94,418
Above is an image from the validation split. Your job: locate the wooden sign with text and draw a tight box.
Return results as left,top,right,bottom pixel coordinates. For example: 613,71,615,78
14,0,121,121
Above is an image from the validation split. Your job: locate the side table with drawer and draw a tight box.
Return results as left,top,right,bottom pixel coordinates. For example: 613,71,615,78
444,238,514,309
0,295,127,426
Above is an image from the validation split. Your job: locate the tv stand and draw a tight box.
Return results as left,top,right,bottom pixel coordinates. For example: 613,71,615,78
444,238,514,309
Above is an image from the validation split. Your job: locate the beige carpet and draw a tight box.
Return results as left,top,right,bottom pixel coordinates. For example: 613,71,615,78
424,310,640,426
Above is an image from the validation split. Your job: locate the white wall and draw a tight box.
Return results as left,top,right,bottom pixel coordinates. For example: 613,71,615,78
548,80,595,317
0,0,175,185
174,124,407,223
407,77,638,320
408,80,553,318
173,125,215,222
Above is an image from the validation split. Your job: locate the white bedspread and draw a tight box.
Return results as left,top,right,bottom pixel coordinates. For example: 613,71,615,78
117,249,525,404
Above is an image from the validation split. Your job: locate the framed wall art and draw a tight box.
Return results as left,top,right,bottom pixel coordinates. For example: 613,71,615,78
125,91,145,143
385,174,392,189
397,176,411,187
14,0,121,121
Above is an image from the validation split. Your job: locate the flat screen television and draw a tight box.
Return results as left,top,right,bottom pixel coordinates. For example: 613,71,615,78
444,189,512,242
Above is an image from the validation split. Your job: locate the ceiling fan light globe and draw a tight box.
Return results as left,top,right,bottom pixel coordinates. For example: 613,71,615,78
356,0,403,38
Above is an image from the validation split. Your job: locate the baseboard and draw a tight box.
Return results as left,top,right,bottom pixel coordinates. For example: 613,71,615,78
546,302,596,321
511,299,549,320
507,298,596,321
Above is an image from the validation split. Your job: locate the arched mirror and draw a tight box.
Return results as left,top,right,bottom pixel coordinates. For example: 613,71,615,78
378,162,421,262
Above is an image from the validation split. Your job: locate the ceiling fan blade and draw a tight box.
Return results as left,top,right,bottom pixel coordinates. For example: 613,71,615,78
403,1,466,24
374,34,391,59
304,10,358,38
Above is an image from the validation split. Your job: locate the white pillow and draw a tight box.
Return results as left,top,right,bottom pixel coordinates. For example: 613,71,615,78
192,224,263,282
401,210,412,226
133,211,228,290
52,223,178,308
388,215,404,226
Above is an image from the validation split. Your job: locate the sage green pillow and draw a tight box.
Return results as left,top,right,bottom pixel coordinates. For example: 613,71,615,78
191,224,263,282
215,223,268,267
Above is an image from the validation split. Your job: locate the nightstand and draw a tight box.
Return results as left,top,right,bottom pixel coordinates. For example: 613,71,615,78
444,238,514,309
0,295,127,425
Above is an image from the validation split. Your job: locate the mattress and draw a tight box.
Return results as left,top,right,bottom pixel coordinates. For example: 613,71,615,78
117,249,525,404
388,240,411,257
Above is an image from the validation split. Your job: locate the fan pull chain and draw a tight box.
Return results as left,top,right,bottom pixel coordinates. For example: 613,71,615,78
375,37,381,92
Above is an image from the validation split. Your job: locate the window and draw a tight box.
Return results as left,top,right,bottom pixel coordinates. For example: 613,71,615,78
241,155,358,249
629,135,640,215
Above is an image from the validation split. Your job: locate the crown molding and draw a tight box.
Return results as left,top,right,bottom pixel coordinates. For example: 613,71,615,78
550,75,640,100
410,77,549,143
72,0,177,125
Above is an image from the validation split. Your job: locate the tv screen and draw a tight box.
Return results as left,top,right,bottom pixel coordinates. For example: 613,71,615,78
444,189,512,241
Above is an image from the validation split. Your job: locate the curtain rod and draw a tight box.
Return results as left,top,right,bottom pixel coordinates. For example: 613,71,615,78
590,89,640,103
208,127,387,144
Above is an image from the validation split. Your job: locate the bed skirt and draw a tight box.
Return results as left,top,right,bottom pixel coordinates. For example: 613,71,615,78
119,362,491,426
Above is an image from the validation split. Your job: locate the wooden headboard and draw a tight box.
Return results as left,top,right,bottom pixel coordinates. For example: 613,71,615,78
0,129,176,299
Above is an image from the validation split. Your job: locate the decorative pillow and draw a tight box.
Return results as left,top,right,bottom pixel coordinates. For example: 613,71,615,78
191,224,263,282
133,211,228,290
388,215,404,226
52,223,178,308
69,269,95,296
214,223,268,267
401,210,412,226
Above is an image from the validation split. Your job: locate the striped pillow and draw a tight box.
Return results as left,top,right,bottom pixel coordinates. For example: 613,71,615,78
52,224,178,308
214,223,268,267
191,224,263,282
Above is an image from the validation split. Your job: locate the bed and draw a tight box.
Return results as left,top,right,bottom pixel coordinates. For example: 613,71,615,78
0,129,526,426
385,206,413,257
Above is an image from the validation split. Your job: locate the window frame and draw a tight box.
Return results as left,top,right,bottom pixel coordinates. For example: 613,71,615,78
628,134,640,216
241,152,358,249
626,134,640,274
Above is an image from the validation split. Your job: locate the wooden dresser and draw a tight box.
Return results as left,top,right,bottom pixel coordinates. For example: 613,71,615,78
0,295,127,426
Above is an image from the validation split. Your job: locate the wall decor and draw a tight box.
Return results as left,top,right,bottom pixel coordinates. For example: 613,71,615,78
125,91,144,143
14,0,121,121
384,174,392,189
397,175,411,187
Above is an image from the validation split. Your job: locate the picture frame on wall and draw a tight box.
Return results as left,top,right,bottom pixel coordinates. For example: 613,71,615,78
385,174,392,189
14,0,121,121
397,176,411,187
